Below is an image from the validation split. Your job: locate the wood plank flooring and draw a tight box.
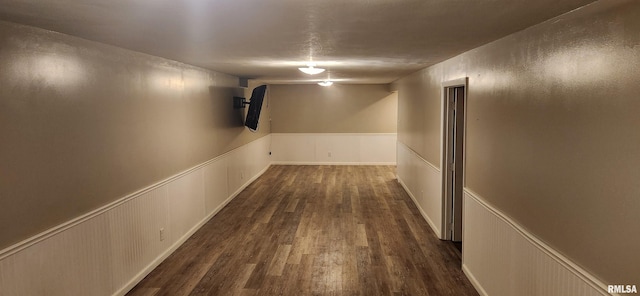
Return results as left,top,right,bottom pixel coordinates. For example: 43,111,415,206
127,165,479,296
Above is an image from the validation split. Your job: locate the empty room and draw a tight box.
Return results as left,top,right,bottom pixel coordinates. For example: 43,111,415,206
0,0,638,295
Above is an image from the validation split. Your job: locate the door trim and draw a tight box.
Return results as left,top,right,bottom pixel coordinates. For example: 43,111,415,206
440,77,468,240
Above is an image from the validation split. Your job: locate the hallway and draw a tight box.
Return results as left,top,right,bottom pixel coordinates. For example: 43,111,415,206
127,165,478,295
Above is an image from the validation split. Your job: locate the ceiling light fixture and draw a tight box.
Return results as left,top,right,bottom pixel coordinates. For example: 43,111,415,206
298,63,325,75
318,80,333,87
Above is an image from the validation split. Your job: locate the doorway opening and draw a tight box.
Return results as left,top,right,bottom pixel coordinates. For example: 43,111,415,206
441,78,467,249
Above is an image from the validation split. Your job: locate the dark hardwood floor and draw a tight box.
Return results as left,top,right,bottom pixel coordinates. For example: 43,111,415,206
127,165,479,296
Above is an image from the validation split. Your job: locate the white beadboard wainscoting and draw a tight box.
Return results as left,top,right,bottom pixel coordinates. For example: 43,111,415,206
397,141,609,296
0,135,272,296
271,133,397,165
396,141,442,238
463,190,610,296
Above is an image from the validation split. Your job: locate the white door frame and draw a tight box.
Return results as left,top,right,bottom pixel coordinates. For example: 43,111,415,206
440,77,468,240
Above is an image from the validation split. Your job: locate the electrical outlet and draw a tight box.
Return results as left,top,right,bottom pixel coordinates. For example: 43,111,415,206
328,152,332,157
160,228,165,241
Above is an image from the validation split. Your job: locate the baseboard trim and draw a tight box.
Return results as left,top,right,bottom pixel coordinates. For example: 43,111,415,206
0,135,271,260
462,264,488,296
271,132,398,136
397,176,441,238
112,163,271,296
271,161,396,166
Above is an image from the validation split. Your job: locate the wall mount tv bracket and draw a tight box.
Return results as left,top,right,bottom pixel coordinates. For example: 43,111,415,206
233,97,250,109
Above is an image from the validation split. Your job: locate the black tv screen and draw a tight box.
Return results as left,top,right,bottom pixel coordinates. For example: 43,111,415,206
245,85,267,132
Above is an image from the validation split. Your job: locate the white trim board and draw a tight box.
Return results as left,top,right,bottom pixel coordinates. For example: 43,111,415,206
463,189,610,296
395,140,440,172
272,161,396,166
271,132,397,136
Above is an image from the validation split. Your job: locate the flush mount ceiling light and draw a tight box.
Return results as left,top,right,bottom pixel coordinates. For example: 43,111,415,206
298,63,325,75
318,80,333,86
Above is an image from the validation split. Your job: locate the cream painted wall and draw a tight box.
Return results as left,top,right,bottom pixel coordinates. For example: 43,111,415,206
393,0,640,284
270,84,397,133
0,20,270,250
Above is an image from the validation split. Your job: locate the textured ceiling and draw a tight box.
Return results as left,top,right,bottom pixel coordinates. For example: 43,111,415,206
0,0,596,84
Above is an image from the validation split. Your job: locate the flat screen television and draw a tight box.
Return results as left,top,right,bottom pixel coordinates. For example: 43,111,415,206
244,85,267,132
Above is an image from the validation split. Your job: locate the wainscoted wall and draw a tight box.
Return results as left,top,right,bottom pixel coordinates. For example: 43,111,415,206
0,20,272,251
398,138,611,295
0,135,271,296
392,0,640,285
463,189,609,296
395,141,442,238
271,133,396,165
